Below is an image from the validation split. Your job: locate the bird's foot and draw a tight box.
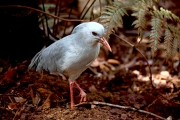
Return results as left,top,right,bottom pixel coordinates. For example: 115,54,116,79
79,89,86,103
69,81,87,109
74,82,86,103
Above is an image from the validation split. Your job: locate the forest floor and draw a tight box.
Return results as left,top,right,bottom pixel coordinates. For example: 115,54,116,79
0,35,180,120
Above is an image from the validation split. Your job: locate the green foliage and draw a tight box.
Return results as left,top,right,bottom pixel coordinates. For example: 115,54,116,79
100,1,128,39
164,28,173,59
132,9,146,38
100,0,180,59
150,17,162,56
150,6,180,58
168,25,180,58
131,0,154,38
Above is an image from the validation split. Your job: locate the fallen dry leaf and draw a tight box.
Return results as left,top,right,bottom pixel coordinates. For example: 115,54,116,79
37,88,53,95
8,103,18,110
14,97,26,103
1,67,18,83
107,59,120,65
99,64,109,72
40,93,53,110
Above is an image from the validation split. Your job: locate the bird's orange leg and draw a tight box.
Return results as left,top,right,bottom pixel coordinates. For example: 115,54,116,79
74,81,86,103
69,81,87,109
69,81,75,109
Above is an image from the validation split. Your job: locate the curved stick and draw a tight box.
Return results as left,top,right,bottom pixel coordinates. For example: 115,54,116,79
0,5,87,22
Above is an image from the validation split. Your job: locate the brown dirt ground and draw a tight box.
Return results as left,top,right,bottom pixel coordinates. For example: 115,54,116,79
1,63,180,120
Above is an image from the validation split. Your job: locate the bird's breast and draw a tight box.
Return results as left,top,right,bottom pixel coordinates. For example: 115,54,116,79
60,43,100,76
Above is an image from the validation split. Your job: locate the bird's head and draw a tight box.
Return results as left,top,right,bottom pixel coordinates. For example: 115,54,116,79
72,22,112,52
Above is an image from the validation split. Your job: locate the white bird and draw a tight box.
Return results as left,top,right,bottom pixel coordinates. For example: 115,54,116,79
29,22,112,109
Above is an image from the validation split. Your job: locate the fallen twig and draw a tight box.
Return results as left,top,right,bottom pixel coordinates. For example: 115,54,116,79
13,101,28,120
75,101,168,120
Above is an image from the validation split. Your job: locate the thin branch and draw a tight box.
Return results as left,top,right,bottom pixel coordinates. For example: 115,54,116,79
13,101,28,120
75,101,167,120
0,5,87,22
79,0,91,19
41,0,49,38
81,0,96,20
52,0,60,34
112,33,153,87
63,3,74,36
98,0,102,22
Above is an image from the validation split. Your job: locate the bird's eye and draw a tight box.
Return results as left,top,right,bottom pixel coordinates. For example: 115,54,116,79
92,32,98,36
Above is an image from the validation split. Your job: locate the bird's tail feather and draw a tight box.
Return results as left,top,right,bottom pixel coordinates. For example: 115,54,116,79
28,50,43,70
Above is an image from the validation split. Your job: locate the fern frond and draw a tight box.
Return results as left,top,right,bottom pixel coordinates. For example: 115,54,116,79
152,7,180,22
150,17,162,56
132,0,159,11
171,37,179,58
100,1,128,39
131,0,158,38
132,9,146,37
160,8,180,22
168,25,180,38
164,28,173,59
167,25,180,58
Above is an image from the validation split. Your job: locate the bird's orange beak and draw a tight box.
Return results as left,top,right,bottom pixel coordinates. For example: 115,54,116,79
99,37,112,52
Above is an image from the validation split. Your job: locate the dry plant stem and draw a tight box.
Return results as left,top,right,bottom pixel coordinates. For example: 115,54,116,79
75,101,167,120
112,33,153,87
57,0,63,18
0,5,87,22
8,96,14,103
63,5,74,36
38,93,53,110
147,96,160,108
13,101,28,120
41,0,49,38
98,0,102,22
41,19,46,35
29,86,35,105
81,0,96,20
79,0,91,19
88,67,100,75
52,0,60,34
54,0,63,34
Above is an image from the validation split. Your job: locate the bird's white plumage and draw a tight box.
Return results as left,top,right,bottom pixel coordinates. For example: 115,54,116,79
29,22,105,81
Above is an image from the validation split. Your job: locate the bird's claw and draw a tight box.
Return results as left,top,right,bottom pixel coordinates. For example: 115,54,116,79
79,91,86,103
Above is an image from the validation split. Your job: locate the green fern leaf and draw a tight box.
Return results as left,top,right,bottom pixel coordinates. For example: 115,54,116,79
150,17,162,56
161,7,179,21
100,1,127,39
164,28,173,59
172,37,179,58
132,8,146,38
153,7,180,22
